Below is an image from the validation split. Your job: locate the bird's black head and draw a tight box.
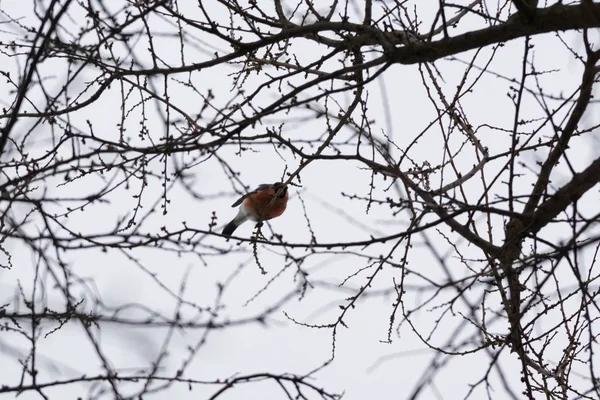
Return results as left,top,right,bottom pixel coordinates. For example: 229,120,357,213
273,182,287,198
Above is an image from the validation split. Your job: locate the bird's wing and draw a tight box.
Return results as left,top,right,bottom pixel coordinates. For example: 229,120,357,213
230,184,273,207
231,194,248,207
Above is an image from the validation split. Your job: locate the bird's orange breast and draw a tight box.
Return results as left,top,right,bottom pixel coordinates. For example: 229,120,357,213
243,190,288,220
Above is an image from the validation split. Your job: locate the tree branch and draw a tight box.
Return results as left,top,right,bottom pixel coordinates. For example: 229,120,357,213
387,3,600,65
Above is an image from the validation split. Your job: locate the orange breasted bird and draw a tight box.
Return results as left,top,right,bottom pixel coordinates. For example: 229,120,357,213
222,182,289,237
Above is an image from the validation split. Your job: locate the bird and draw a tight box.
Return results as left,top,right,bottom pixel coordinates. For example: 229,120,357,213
222,182,289,237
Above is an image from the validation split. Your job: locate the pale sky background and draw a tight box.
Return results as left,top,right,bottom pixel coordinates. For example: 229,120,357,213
1,1,598,399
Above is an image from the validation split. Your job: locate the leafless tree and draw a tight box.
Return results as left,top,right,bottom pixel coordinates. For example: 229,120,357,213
2,1,600,399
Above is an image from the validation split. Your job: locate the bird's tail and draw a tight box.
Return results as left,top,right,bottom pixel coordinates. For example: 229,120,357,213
222,220,239,237
223,210,248,238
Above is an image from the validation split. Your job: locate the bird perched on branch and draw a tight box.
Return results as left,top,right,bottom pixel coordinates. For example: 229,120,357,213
222,182,289,237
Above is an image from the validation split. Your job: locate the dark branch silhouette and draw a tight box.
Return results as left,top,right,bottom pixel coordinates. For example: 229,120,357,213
2,1,600,399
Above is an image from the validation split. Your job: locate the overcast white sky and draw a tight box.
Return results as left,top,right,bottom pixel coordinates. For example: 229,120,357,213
1,1,599,399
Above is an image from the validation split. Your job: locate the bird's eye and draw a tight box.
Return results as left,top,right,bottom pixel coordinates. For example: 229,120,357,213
278,186,287,198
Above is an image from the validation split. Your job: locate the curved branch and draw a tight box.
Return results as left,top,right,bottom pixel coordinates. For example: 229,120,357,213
387,3,600,64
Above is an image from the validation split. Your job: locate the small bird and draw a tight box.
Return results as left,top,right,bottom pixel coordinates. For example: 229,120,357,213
222,182,289,237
